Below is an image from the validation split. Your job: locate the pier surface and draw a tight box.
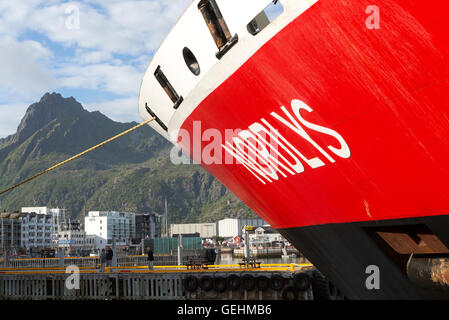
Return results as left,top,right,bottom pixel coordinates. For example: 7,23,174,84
0,256,314,300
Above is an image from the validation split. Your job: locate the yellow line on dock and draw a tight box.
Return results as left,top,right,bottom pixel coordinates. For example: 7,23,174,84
0,263,313,275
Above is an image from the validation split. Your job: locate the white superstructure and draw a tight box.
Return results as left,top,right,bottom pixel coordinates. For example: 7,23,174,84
137,0,305,142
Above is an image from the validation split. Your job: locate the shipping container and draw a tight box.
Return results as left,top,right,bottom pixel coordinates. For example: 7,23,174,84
153,237,202,254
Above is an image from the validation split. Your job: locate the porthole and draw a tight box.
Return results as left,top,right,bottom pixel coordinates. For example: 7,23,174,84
183,47,200,76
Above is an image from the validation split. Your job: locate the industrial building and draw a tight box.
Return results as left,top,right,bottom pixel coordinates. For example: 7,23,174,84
169,223,217,238
168,218,269,240
217,218,266,238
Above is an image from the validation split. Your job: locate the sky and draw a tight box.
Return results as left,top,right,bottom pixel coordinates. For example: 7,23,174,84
0,0,191,138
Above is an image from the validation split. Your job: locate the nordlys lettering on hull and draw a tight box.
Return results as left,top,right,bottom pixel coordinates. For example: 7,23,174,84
222,99,351,184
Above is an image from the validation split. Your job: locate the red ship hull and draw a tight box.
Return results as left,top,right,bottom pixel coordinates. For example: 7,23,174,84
176,0,449,298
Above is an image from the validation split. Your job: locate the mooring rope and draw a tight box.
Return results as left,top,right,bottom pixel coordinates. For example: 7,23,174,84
0,117,156,197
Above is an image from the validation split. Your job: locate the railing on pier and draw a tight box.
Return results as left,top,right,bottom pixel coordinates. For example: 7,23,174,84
233,248,301,258
4,251,203,269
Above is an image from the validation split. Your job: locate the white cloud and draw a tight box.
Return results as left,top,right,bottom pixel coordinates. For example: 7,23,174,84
0,1,48,36
57,62,141,95
0,36,56,97
0,0,191,56
84,96,139,123
0,102,29,138
0,0,192,138
72,49,114,65
20,1,191,56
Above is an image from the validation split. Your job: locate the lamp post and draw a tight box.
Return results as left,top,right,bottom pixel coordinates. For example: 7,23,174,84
243,225,255,262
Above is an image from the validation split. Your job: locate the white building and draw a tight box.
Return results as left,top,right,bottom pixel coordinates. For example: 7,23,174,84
218,218,266,238
20,207,66,249
84,211,136,249
56,222,86,253
249,227,286,247
19,213,58,249
170,223,217,238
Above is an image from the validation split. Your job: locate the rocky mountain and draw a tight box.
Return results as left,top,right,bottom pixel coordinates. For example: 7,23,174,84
0,93,256,223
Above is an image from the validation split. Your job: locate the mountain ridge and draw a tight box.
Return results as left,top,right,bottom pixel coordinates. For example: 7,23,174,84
0,93,256,223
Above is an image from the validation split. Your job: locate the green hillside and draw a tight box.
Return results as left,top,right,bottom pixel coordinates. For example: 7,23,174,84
0,93,256,223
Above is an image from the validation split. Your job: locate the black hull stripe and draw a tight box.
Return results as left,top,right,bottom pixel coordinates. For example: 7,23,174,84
279,215,449,299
